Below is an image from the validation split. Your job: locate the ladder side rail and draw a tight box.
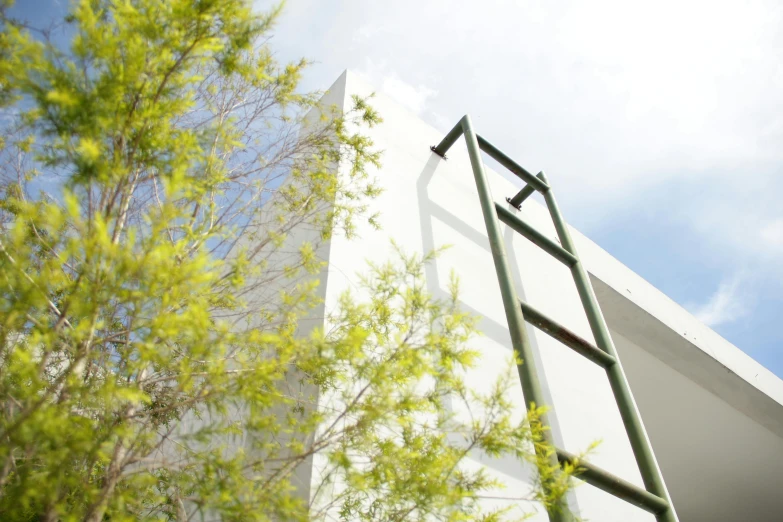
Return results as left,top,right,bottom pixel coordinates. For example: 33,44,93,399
537,172,679,522
459,116,571,522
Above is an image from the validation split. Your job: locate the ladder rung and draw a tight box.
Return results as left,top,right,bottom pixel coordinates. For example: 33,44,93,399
495,204,577,267
519,299,616,368
477,135,550,193
556,448,669,515
507,172,546,209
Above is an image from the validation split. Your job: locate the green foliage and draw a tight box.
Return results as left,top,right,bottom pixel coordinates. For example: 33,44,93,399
0,1,577,520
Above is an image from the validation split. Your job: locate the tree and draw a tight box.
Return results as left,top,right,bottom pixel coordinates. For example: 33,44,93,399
0,1,577,520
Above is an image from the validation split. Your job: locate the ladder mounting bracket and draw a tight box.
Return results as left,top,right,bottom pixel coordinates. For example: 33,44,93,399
430,145,447,160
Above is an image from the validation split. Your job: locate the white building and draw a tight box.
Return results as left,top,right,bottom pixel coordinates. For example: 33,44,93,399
299,71,783,522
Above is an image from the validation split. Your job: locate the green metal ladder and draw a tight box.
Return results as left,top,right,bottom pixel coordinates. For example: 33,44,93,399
431,115,679,522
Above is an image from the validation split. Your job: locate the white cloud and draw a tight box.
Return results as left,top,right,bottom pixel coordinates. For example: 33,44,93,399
760,219,783,251
379,74,436,116
686,193,783,279
271,0,783,182
268,0,783,282
352,23,384,43
355,60,437,116
689,275,752,327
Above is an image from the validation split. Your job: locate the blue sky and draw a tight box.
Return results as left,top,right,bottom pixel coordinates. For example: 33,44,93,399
11,0,783,378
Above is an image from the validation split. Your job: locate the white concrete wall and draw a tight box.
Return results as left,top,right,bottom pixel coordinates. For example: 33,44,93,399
312,71,658,521
217,78,351,505
306,70,783,521
611,329,783,522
